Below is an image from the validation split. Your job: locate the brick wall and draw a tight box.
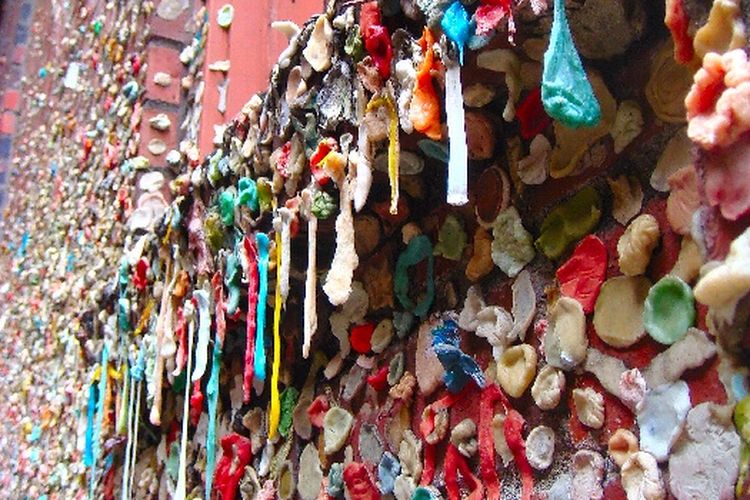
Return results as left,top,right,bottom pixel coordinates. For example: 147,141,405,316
197,0,326,156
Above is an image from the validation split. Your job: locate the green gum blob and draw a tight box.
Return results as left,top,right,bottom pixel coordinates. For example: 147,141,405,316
225,251,242,316
739,443,750,498
218,190,236,226
535,186,602,260
491,206,536,278
278,386,300,438
418,139,449,164
735,397,750,442
738,405,750,500
344,26,365,62
118,298,132,332
236,177,259,212
207,151,224,186
118,257,129,293
311,191,337,219
166,441,180,481
433,214,467,261
256,178,273,213
542,0,601,128
412,486,441,500
394,234,435,318
643,276,695,345
205,213,225,253
327,463,344,497
171,369,187,394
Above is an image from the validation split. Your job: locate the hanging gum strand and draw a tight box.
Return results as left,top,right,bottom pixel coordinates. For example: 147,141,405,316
444,59,469,206
132,298,154,336
255,233,270,382
149,257,173,427
366,94,400,214
90,345,109,498
269,230,283,439
302,190,318,359
191,290,211,382
243,236,259,403
205,270,226,500
174,301,195,500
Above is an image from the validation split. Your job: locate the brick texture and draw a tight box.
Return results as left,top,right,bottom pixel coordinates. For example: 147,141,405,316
3,90,20,111
0,112,16,135
137,105,179,168
150,0,196,44
144,43,184,105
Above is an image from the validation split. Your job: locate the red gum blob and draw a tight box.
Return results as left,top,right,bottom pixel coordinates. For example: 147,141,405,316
189,380,203,426
364,25,393,80
476,0,515,40
503,409,534,500
474,3,508,37
556,235,607,314
359,2,381,35
350,323,376,354
214,433,253,500
133,257,149,291
479,384,509,500
275,142,292,178
366,366,389,391
516,87,551,140
665,0,695,65
306,395,329,428
310,138,338,185
420,443,436,486
343,462,380,500
445,444,484,500
684,355,728,406
243,236,259,403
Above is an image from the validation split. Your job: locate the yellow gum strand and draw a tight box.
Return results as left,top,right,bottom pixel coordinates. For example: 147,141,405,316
366,95,400,214
268,230,283,440
133,299,154,336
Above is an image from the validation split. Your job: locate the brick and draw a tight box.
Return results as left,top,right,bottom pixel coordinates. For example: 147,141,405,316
144,43,184,105
149,0,196,44
14,24,29,45
2,90,20,111
0,113,16,135
0,136,11,159
13,45,26,65
137,105,180,167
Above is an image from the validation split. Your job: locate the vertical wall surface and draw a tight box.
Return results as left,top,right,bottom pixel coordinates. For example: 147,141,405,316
198,0,324,156
0,0,36,211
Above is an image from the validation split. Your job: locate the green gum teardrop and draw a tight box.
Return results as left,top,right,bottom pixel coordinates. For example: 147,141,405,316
542,0,602,128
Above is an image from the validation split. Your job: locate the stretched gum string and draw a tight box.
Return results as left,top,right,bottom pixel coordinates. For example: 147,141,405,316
243,236,259,403
302,213,318,359
366,95,400,214
174,303,194,500
445,60,469,206
445,443,484,500
255,233,270,381
269,230,283,439
191,290,211,382
205,270,225,499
